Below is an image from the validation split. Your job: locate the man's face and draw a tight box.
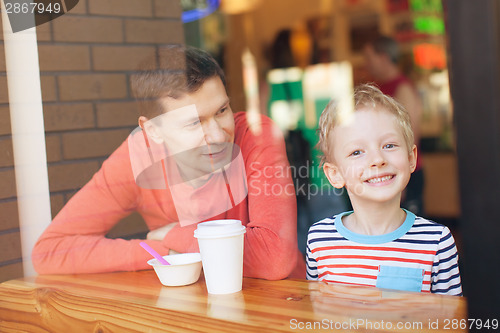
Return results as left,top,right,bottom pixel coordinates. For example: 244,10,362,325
145,76,235,182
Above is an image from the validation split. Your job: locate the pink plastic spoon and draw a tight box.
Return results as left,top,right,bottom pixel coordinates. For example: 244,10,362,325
140,242,170,265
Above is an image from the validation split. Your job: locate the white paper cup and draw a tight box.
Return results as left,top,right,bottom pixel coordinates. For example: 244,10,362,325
194,219,246,294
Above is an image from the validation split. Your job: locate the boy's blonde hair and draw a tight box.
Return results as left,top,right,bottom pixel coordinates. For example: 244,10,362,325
317,83,414,165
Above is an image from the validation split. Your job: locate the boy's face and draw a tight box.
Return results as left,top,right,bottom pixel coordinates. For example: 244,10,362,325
142,76,235,181
324,108,417,207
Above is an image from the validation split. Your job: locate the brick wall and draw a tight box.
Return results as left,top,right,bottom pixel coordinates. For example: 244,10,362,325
0,0,184,282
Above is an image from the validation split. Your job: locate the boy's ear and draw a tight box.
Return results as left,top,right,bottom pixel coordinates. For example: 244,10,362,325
409,144,418,173
139,116,163,144
323,162,345,189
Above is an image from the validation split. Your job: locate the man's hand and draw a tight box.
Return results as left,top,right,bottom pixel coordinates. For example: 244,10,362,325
146,223,178,241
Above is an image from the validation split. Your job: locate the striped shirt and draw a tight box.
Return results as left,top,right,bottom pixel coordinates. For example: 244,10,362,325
306,210,462,296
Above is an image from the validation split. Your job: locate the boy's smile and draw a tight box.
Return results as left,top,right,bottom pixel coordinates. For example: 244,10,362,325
324,108,417,207
364,174,395,185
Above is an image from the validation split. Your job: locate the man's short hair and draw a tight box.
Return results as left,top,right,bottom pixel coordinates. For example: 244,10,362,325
317,83,414,165
131,45,226,118
371,35,400,65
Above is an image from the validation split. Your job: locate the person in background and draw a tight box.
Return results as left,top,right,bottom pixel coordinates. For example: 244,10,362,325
363,36,425,216
266,28,350,255
306,84,461,295
32,46,305,280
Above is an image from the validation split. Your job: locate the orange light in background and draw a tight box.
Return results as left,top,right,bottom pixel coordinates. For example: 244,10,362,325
413,43,446,70
290,22,313,69
220,0,261,14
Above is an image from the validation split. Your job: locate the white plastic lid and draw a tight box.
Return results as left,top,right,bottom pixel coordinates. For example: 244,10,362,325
194,219,246,239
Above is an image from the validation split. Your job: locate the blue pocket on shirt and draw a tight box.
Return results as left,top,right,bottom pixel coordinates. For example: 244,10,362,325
376,266,424,292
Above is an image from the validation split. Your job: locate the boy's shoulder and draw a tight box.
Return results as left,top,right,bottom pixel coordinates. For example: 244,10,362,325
309,214,338,229
307,215,343,246
411,215,449,231
404,214,456,244
308,213,346,237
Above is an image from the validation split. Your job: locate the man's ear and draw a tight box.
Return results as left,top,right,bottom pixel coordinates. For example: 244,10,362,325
323,162,345,189
409,144,418,173
138,116,163,144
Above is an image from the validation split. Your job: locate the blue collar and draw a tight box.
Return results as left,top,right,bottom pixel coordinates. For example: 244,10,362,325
334,209,415,244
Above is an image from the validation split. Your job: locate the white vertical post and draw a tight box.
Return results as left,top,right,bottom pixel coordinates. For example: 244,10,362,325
1,0,52,276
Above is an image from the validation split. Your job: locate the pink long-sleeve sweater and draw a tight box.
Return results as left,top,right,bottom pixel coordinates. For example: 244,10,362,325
32,112,304,280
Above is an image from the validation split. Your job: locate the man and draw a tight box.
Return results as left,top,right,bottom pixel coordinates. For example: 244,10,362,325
32,46,304,280
363,36,425,216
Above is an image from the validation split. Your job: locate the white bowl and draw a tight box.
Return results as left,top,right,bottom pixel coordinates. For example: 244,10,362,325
147,253,202,287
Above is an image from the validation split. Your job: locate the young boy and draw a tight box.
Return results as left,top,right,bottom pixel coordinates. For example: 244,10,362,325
306,84,462,295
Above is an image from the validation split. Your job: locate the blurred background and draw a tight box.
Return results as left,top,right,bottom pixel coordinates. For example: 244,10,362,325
186,0,458,256
0,0,498,321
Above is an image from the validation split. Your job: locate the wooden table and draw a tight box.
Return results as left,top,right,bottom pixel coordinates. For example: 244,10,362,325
0,271,466,332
